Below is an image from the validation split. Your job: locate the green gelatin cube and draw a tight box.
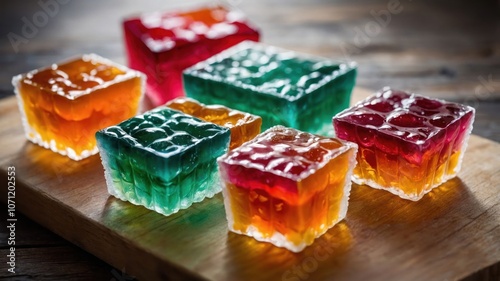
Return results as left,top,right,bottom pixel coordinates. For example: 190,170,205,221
96,107,230,216
183,41,357,136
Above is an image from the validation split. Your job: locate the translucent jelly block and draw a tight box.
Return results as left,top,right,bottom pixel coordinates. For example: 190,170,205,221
96,107,230,216
333,87,475,201
218,126,358,252
184,41,357,136
12,54,144,161
165,97,262,149
123,5,260,106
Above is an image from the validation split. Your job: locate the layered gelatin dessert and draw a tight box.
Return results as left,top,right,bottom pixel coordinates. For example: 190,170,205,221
333,87,475,201
166,97,261,149
218,126,358,252
123,5,260,106
96,107,230,216
184,41,357,135
12,54,144,160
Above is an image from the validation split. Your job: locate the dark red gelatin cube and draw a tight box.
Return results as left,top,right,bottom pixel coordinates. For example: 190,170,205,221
365,98,394,113
348,113,385,127
413,97,443,109
388,113,426,128
375,133,399,155
382,89,410,103
430,115,456,128
356,127,376,147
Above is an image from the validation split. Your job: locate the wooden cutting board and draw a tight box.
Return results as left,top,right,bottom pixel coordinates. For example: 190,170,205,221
1,88,499,281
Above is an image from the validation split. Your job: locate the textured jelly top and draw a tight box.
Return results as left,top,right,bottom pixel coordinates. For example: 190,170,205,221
334,87,475,144
166,97,261,128
185,41,357,101
98,107,229,157
124,5,258,53
14,54,143,100
218,126,356,180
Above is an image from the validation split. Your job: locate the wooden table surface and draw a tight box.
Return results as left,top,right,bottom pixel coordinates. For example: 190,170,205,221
0,0,499,280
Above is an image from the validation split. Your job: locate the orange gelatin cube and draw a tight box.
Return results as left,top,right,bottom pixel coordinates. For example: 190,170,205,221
218,126,358,252
12,54,144,160
165,97,262,149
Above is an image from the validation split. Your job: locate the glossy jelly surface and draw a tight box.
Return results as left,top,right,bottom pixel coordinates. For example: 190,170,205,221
96,107,230,216
334,87,475,200
184,41,357,135
12,54,144,160
218,126,358,252
24,55,127,99
123,5,260,105
166,97,261,149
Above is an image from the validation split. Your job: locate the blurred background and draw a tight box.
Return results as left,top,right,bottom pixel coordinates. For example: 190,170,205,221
0,0,499,280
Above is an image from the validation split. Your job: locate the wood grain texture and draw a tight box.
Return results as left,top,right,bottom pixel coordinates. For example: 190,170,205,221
0,206,116,280
0,245,115,281
0,87,499,281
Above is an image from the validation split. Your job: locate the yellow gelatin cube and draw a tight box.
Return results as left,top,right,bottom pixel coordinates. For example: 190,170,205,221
166,97,262,149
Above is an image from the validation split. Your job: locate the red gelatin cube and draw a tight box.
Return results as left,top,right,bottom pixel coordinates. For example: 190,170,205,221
123,5,260,106
218,126,358,252
333,87,475,201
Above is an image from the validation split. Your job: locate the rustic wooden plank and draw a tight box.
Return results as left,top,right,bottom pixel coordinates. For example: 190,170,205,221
0,245,115,281
463,263,500,281
0,208,65,248
0,88,498,281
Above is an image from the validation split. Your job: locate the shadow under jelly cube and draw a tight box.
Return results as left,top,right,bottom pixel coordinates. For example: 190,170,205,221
333,87,475,201
123,5,260,106
12,54,144,161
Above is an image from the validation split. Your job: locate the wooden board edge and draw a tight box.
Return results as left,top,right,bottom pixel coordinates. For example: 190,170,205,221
0,170,208,281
